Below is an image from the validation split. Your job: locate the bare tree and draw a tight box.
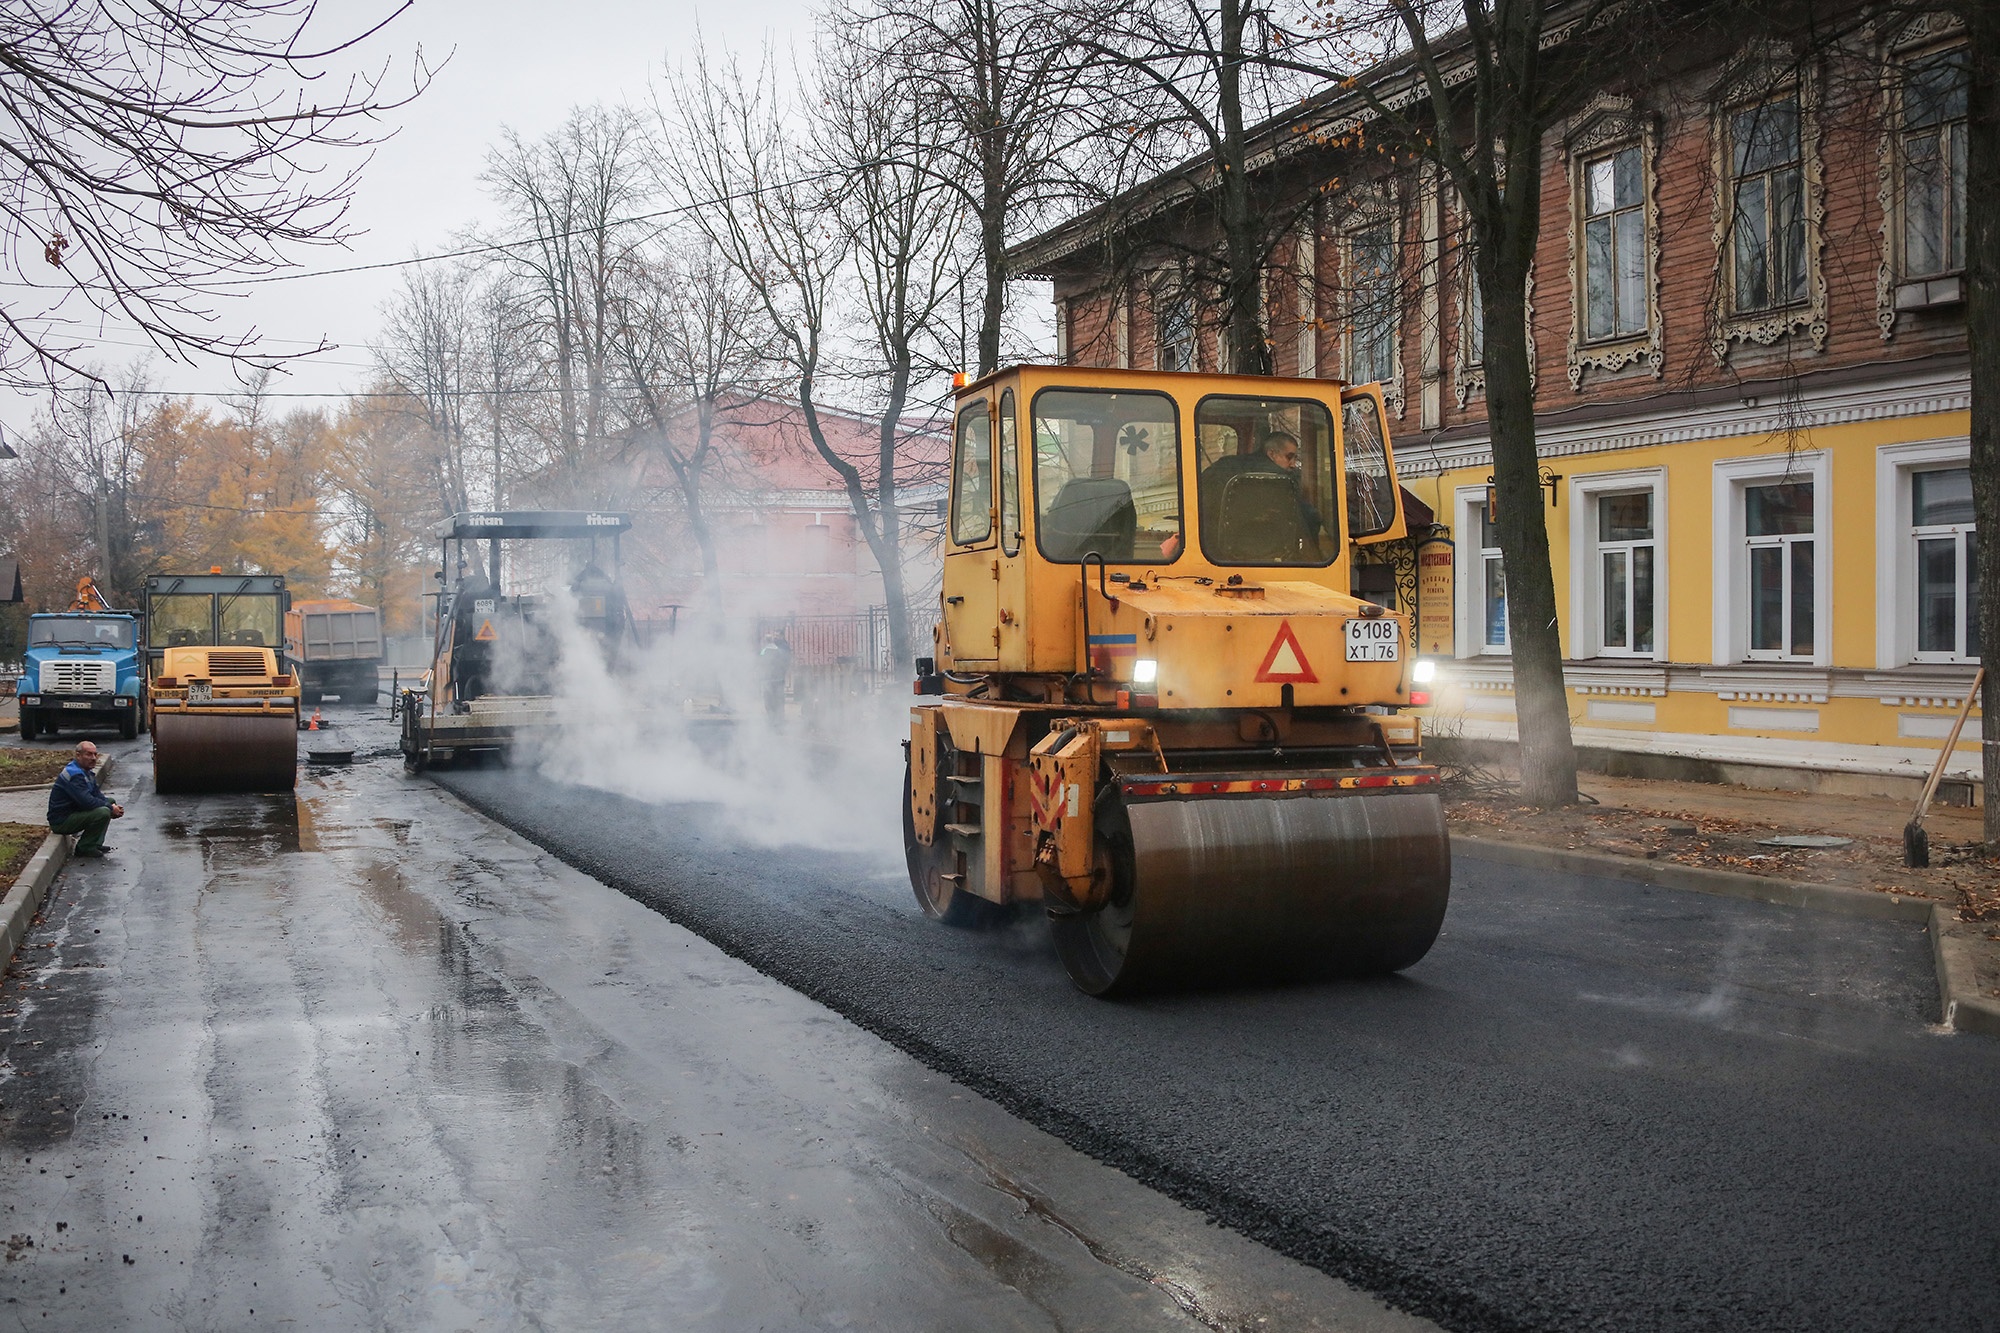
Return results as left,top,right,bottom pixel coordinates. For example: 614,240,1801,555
840,0,1097,375
482,105,651,500
1071,0,1326,374
613,237,774,618
0,0,428,390
377,260,477,516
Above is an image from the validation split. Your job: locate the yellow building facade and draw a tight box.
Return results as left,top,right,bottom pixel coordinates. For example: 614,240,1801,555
1395,364,1980,798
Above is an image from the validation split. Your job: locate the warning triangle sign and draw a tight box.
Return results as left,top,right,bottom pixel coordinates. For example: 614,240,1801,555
1253,619,1318,683
474,618,498,642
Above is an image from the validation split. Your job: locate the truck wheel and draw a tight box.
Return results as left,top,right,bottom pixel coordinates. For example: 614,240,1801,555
17,709,37,742
118,710,138,741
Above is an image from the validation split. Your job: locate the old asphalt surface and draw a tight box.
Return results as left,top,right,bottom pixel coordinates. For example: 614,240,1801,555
0,720,1427,1332
430,712,2000,1333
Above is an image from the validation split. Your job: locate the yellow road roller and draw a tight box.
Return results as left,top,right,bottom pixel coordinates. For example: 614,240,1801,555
906,366,1448,995
144,573,300,794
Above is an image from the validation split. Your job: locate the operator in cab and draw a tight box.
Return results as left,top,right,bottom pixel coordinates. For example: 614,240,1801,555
48,741,123,858
1197,429,1328,559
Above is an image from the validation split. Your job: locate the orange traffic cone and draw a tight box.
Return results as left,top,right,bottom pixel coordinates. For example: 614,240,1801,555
308,708,321,731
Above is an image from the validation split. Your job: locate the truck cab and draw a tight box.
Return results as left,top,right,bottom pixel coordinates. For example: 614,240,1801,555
17,612,147,740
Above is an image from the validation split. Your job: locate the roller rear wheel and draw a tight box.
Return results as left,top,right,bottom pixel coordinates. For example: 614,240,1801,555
903,751,1002,928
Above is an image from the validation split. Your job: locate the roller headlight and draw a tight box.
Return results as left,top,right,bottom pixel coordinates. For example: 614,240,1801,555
1132,658,1158,684
1412,659,1437,684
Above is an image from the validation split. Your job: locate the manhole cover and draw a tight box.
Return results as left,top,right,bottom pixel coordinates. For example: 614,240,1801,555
1756,834,1852,849
306,748,355,765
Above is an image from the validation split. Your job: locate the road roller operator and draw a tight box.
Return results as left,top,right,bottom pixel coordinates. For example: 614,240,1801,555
48,741,123,858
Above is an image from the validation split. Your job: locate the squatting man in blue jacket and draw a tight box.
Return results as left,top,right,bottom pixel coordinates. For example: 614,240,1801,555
48,741,122,858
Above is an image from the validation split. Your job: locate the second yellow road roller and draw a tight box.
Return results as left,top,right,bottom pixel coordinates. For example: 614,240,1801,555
144,572,301,793
906,365,1448,995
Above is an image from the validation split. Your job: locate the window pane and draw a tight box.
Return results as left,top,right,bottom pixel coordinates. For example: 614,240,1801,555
1789,538,1814,656
1968,529,1981,657
1602,549,1629,649
1612,146,1642,209
1157,291,1195,371
1632,545,1656,653
1904,133,1945,277
1734,176,1769,310
1195,396,1338,566
1340,393,1397,539
1598,491,1653,541
1949,122,1967,271
1918,536,1958,653
1485,556,1508,646
998,390,1020,556
950,402,994,545
1031,389,1181,563
1775,168,1806,304
1746,481,1813,536
1751,546,1784,651
1734,99,1798,175
1585,216,1614,339
1913,467,1974,526
1615,209,1646,334
1587,157,1615,215
1907,54,1967,130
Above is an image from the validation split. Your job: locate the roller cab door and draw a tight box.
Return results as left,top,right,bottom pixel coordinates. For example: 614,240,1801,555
942,398,1000,666
1340,385,1406,546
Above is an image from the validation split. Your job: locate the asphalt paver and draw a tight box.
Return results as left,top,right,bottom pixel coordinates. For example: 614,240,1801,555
429,716,2000,1333
0,723,1422,1331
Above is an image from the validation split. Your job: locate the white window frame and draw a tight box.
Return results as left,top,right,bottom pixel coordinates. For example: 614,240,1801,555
1874,436,1975,667
1712,451,1831,666
1569,468,1668,660
1455,485,1509,657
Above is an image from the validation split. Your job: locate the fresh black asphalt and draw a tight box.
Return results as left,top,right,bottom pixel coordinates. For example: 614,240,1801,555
437,766,2000,1333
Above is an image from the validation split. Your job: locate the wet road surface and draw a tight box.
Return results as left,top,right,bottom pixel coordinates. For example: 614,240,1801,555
0,727,1425,1331
427,717,2000,1333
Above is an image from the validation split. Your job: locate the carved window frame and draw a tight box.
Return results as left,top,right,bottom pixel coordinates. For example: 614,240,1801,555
1453,233,1537,408
1707,59,1828,364
1150,272,1197,373
1874,13,1969,340
1562,96,1664,390
1340,196,1407,419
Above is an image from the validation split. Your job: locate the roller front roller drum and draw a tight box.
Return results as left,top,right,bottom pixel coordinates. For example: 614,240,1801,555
1048,785,1451,996
152,712,300,794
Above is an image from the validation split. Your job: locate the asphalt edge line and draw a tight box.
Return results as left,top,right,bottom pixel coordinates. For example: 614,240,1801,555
1450,834,1938,923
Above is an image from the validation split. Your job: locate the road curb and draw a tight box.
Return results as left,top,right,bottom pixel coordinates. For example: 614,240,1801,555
1450,834,1939,923
1931,904,2000,1038
0,832,65,966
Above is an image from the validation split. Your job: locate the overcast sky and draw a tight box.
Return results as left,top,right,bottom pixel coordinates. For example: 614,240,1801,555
2,0,824,438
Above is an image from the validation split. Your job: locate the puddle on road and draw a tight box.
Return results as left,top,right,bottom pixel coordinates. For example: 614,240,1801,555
157,796,302,855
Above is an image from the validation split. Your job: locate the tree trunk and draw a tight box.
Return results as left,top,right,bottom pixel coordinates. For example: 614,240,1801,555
1483,250,1579,806
1216,0,1270,375
979,183,1007,376
1967,0,2000,848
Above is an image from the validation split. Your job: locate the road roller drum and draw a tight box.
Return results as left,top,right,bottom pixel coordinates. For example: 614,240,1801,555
152,712,299,795
1048,785,1450,995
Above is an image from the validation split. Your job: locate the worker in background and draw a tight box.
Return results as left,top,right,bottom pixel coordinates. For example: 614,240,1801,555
758,631,792,723
48,741,122,858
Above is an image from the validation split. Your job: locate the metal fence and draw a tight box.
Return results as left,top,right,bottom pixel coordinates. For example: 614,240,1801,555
756,608,896,688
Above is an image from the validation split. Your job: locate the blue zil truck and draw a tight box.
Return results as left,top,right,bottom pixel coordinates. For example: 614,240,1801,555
17,607,147,741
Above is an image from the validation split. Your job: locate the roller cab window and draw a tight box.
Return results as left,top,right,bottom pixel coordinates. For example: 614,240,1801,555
1195,396,1338,566
1341,389,1401,540
1031,389,1182,563
150,594,215,648
950,400,994,546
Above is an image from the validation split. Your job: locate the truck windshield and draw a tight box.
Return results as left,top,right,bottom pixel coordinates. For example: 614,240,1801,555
30,618,134,649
